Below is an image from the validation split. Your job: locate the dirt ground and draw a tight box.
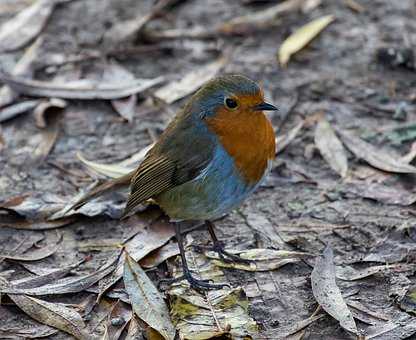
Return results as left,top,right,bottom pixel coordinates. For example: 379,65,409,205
1,0,416,339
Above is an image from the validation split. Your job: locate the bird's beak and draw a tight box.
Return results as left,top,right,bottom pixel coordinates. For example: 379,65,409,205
253,102,278,111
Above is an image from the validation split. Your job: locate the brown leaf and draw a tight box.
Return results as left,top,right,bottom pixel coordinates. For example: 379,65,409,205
311,246,358,334
0,250,120,295
33,98,67,128
0,71,164,100
337,128,416,173
0,0,54,53
125,315,145,340
125,216,175,261
9,294,88,340
314,118,348,177
139,241,179,268
124,253,175,340
0,216,76,230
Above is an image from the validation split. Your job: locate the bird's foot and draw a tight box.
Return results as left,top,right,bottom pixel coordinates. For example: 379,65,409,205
194,242,251,264
159,270,229,290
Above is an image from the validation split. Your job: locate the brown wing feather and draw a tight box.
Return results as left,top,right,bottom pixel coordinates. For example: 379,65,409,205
122,109,216,219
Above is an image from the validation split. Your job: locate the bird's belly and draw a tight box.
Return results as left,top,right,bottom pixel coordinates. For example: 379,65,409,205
156,146,268,221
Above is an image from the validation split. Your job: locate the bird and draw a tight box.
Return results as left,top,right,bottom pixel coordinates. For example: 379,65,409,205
122,74,277,290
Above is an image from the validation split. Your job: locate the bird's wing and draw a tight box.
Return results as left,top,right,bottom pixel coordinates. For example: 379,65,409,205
122,113,215,218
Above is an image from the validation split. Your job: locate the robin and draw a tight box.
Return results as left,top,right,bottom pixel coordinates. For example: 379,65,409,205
122,74,277,290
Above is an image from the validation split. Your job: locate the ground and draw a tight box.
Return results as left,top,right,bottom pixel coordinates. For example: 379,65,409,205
1,0,416,339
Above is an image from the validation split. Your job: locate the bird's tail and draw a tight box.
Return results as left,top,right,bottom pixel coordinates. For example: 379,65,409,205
68,170,135,212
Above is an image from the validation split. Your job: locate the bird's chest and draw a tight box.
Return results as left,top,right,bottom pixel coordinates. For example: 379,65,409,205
205,113,275,184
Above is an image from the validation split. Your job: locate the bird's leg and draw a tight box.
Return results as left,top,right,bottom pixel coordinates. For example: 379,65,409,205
205,220,251,264
173,223,229,290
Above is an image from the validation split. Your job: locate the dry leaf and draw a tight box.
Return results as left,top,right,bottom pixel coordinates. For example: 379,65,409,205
154,57,226,104
311,246,358,334
0,37,42,108
0,0,54,53
343,181,416,206
77,152,133,178
105,301,132,340
219,0,303,35
124,253,176,340
278,14,335,67
125,217,175,262
206,248,308,271
276,121,303,154
0,71,164,100
104,0,180,44
0,99,40,123
338,128,416,173
125,315,144,340
0,251,120,295
140,241,179,268
336,263,416,281
0,233,61,261
314,118,348,177
168,248,258,339
9,294,88,339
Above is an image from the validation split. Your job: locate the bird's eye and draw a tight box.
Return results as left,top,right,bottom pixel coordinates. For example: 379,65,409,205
224,97,238,109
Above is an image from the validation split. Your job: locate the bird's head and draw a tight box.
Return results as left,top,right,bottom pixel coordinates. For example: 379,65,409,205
188,74,277,120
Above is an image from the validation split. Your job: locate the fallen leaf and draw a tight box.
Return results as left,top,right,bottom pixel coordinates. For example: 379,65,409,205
77,152,133,179
11,259,84,289
154,57,226,104
276,121,303,154
0,250,120,295
343,181,416,206
125,216,175,262
314,118,348,177
365,314,416,339
311,246,357,334
125,315,145,340
168,246,258,339
104,0,181,44
140,241,180,268
105,301,132,340
33,98,67,128
219,0,303,35
206,248,308,271
0,99,40,123
0,232,61,261
0,37,42,108
346,300,389,325
111,94,137,122
400,286,416,316
0,0,55,53
10,294,88,339
0,71,164,100
337,263,416,281
278,14,335,67
0,216,76,230
280,313,324,338
337,128,416,173
124,252,176,340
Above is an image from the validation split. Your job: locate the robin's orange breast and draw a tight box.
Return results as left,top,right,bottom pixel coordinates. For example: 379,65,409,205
205,106,275,185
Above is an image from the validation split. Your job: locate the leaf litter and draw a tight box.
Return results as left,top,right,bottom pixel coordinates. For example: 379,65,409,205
314,117,348,177
124,252,176,340
168,245,258,339
311,246,358,334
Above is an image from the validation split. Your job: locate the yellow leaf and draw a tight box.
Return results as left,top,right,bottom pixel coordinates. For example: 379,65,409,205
278,14,335,67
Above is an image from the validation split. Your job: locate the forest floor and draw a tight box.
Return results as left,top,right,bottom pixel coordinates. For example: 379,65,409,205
1,0,416,339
